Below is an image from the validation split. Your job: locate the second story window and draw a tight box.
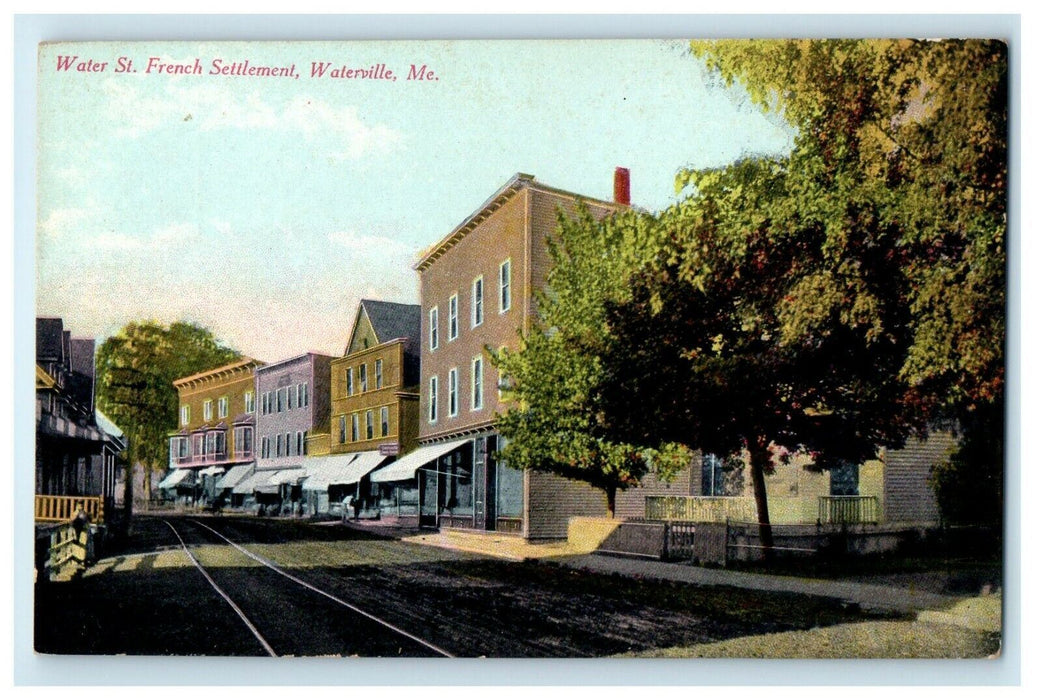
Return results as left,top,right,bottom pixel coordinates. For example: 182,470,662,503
380,406,389,437
276,433,283,457
287,385,294,410
244,391,255,414
428,375,438,423
276,389,284,413
448,367,459,417
217,396,228,419
351,413,359,442
472,276,484,327
499,259,511,313
359,363,368,392
346,367,354,396
339,415,347,444
181,405,190,426
365,410,374,440
448,294,458,341
203,399,213,422
297,382,309,408
472,356,484,411
429,306,439,351
375,359,383,389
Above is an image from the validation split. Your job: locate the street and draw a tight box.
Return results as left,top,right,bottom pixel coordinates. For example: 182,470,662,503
36,515,895,657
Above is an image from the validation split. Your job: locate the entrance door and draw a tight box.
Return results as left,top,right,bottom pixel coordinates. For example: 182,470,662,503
419,467,439,528
483,436,498,530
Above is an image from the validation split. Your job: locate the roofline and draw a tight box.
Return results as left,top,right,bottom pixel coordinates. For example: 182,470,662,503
173,357,264,388
255,351,335,374
413,173,624,272
333,335,411,364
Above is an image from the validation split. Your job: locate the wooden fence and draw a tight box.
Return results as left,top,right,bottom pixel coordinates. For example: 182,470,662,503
35,494,104,524
646,495,756,523
817,496,879,524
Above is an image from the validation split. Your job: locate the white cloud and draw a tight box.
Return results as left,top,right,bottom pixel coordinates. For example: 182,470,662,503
91,222,200,252
38,206,96,241
101,77,400,159
327,230,411,254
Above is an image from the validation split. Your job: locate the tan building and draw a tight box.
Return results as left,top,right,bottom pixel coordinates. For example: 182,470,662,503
370,171,630,537
320,300,422,515
164,358,264,501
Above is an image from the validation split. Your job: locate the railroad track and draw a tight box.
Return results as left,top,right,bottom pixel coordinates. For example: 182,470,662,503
163,518,454,658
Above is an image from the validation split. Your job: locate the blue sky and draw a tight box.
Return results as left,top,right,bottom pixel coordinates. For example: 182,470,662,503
37,39,793,361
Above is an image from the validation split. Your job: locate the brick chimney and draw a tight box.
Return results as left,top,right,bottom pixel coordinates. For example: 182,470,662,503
613,167,631,206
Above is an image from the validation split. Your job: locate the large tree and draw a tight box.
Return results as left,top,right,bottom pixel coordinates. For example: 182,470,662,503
493,208,690,517
95,321,241,505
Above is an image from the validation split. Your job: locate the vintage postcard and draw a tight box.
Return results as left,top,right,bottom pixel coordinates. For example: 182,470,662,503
31,35,1009,668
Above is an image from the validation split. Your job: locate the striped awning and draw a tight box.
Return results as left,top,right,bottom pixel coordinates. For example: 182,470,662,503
216,464,253,490
370,438,471,483
158,469,194,489
232,470,271,495
301,452,388,491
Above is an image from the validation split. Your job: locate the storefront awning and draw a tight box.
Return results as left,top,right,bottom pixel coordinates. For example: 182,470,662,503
232,470,271,495
158,469,194,489
216,464,253,491
370,438,471,484
198,465,226,477
301,452,388,491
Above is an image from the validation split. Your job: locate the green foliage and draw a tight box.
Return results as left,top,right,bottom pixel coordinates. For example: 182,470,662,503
931,398,1004,527
95,321,241,491
493,208,690,516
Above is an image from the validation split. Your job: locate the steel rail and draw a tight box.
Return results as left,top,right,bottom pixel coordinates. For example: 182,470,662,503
188,518,455,658
162,519,278,657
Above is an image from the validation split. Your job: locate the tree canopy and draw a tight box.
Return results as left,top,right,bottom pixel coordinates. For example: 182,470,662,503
492,208,690,516
95,321,241,502
494,39,1006,542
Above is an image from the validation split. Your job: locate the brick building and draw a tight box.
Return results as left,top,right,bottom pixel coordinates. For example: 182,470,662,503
370,171,629,537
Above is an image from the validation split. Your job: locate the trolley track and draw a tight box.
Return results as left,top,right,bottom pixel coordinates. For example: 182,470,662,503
164,518,453,657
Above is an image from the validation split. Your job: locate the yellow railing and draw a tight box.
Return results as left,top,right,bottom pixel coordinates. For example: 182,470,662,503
35,495,104,524
646,495,757,523
817,496,880,524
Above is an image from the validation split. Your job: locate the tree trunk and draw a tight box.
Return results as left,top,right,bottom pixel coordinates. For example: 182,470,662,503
142,464,152,510
748,436,774,561
605,484,617,519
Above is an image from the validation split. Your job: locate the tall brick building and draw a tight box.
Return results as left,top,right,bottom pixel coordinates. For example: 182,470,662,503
371,171,629,538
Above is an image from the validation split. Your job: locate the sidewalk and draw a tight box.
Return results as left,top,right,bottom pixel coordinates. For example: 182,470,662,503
342,519,975,616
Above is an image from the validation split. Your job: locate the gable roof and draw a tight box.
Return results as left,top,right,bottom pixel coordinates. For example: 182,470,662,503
36,317,65,362
69,338,96,380
345,299,421,355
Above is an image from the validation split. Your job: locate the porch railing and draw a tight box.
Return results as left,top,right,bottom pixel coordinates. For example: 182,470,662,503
818,495,879,524
646,495,757,523
35,494,104,524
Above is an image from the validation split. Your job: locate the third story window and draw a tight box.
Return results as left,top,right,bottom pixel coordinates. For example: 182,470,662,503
499,259,511,313
429,306,439,351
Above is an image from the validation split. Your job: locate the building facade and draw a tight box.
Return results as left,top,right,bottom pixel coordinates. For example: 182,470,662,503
166,358,263,502
400,171,628,538
255,353,334,470
35,317,126,526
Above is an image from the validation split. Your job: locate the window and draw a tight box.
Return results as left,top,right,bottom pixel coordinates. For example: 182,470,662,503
217,396,228,419
235,426,253,457
429,306,439,351
203,399,213,421
302,431,308,455
244,391,255,413
375,360,383,389
472,276,484,327
261,391,269,415
181,405,190,426
380,406,389,437
276,433,283,457
448,294,458,341
351,413,359,442
429,376,438,422
261,435,270,459
297,382,309,408
499,259,511,313
365,410,374,440
339,415,347,444
193,433,204,457
359,364,368,392
287,385,294,410
296,431,304,456
285,432,291,456
215,431,226,457
206,432,216,457
472,356,484,410
448,367,459,417
276,389,284,413
346,367,354,396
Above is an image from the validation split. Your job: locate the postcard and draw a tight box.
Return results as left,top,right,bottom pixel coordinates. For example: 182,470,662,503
31,35,1008,668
